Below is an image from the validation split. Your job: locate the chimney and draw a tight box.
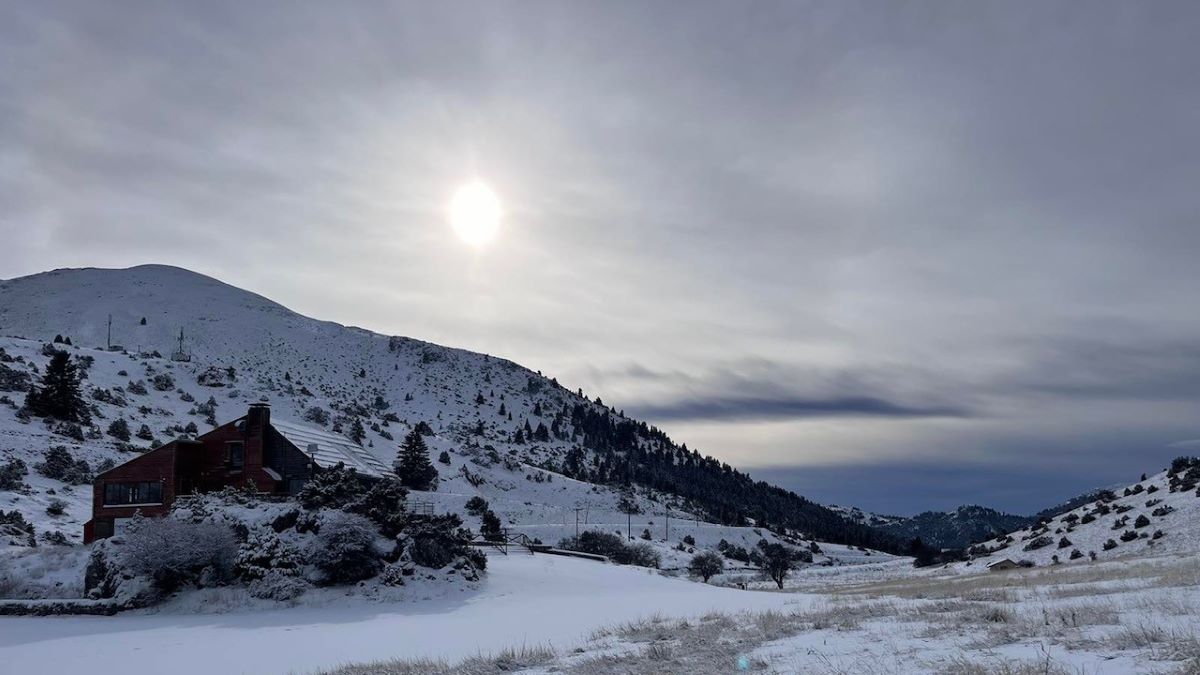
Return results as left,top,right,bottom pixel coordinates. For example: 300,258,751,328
246,403,271,435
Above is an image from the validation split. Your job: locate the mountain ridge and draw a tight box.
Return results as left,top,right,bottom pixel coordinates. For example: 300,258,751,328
0,264,902,555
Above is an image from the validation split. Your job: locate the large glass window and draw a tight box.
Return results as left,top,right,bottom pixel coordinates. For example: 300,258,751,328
103,481,163,505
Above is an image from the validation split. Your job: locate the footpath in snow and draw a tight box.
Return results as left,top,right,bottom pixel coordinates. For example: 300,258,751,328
0,554,804,675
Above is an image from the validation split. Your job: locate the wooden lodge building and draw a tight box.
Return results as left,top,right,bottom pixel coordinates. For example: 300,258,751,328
83,403,390,543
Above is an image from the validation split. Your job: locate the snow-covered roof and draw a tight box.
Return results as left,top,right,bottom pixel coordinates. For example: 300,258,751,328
272,419,390,478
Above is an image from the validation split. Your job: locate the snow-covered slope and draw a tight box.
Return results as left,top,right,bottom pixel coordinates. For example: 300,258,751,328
965,460,1200,567
0,265,892,566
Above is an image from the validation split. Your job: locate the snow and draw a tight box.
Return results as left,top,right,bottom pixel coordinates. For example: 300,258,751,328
0,554,800,675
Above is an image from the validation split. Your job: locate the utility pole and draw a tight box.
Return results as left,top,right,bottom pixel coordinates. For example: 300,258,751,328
107,314,112,350
627,510,632,540
665,506,670,542
574,506,586,539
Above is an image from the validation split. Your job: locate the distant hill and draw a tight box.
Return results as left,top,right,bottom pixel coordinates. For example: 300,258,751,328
872,505,1034,550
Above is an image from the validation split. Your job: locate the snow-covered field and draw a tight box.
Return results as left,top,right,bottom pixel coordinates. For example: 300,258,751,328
0,554,802,674
330,553,1200,675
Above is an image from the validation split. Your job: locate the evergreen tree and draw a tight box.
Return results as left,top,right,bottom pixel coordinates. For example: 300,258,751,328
348,417,366,445
395,428,438,490
480,509,503,542
25,351,87,422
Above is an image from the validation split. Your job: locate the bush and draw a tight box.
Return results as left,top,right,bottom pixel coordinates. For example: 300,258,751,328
298,463,375,510
558,530,661,568
135,424,154,441
437,450,451,465
46,498,67,516
0,457,29,490
682,534,696,546
302,406,330,426
248,573,309,602
35,446,93,484
688,551,724,582
405,514,477,570
107,418,131,441
309,512,383,585
1119,529,1139,542
151,373,175,391
623,542,661,568
1023,535,1053,551
235,531,303,581
465,496,489,516
1103,539,1119,551
1134,514,1151,529
126,380,148,396
121,515,238,592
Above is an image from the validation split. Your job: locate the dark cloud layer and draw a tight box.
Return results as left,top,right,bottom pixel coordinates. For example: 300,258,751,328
3,2,1200,512
630,395,967,423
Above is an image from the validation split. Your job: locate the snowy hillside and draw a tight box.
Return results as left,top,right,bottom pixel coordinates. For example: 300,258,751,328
0,265,895,565
965,460,1200,568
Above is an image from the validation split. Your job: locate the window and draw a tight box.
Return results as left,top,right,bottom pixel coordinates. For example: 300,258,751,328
227,442,244,470
103,481,163,506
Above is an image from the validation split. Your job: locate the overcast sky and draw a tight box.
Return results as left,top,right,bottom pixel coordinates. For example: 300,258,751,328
3,2,1199,514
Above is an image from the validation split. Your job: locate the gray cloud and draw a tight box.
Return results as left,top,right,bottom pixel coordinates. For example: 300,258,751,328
3,1,1200,511
629,395,967,423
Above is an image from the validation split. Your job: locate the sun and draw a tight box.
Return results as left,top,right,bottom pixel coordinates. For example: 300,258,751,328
449,181,502,246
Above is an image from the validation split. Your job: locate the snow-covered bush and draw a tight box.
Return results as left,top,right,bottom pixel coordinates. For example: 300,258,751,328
106,418,131,441
248,572,310,602
235,531,304,581
34,445,93,484
303,406,330,426
309,512,383,585
119,514,238,592
465,496,489,516
45,498,67,516
1,509,36,547
151,373,175,391
126,380,148,396
0,456,29,490
558,530,660,568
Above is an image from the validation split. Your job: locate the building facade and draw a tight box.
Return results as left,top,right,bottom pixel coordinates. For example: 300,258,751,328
83,403,389,543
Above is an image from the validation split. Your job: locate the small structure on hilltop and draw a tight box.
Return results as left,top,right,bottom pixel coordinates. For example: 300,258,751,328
83,403,390,543
986,558,1020,572
170,327,191,362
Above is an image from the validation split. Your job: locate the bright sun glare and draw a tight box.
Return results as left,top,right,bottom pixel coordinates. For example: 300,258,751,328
449,181,502,246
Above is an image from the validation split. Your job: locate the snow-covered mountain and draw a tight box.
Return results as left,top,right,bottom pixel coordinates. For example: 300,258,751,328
877,505,1034,550
964,459,1200,567
0,265,897,564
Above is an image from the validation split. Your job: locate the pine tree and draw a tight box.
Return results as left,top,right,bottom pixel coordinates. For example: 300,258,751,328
25,351,87,422
395,428,438,490
348,417,366,445
480,509,503,542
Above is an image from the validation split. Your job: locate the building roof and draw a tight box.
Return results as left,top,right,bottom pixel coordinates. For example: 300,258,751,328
986,558,1018,568
272,419,391,478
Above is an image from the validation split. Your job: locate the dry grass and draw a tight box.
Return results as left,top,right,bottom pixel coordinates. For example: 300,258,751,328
319,644,555,675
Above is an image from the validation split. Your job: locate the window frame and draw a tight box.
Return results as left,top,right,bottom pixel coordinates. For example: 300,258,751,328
102,481,164,506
